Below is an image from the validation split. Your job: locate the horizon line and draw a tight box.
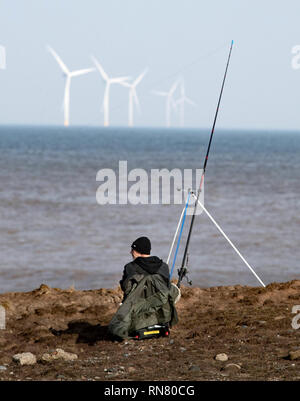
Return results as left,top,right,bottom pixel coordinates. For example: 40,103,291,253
0,122,299,134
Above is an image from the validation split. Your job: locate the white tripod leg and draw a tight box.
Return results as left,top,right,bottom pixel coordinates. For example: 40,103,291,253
192,194,265,287
166,205,185,265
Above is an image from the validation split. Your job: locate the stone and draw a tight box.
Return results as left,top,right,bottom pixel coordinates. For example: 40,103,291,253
223,363,241,372
0,366,7,371
215,353,228,362
40,348,78,363
13,352,37,366
288,349,300,360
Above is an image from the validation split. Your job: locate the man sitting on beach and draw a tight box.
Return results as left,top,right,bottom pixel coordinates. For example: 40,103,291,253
120,236,170,301
108,236,178,340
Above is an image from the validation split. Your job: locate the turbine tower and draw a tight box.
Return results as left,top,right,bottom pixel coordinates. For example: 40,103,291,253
153,80,179,127
91,55,129,127
120,68,148,127
175,79,196,127
47,45,95,127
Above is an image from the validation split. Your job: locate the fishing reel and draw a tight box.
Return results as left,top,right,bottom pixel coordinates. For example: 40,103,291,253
177,254,192,288
177,267,192,286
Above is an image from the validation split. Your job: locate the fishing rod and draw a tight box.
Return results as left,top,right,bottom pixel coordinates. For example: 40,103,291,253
177,40,234,288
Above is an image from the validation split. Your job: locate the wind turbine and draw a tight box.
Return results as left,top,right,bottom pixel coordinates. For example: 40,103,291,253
120,68,148,127
152,80,179,127
175,79,196,127
91,55,130,127
47,45,95,127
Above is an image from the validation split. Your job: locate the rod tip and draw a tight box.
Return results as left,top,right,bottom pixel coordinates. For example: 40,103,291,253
231,40,234,45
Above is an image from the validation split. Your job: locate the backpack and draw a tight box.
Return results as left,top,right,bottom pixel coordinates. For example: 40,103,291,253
108,273,179,340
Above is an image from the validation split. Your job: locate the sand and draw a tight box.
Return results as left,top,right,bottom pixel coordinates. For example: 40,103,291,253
0,280,300,381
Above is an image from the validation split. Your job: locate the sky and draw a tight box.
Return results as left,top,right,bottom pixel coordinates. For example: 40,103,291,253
0,0,300,130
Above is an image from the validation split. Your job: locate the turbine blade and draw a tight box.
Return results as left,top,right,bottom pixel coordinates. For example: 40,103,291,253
119,81,131,88
133,68,148,86
91,55,109,81
47,45,69,75
110,76,130,84
169,80,179,96
70,68,95,77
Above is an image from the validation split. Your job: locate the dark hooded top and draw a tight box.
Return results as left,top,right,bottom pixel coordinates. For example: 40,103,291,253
120,256,170,293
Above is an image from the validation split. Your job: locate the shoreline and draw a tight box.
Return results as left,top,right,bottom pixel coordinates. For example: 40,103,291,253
0,280,299,381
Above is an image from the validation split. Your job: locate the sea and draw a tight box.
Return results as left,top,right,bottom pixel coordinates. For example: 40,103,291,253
0,125,299,293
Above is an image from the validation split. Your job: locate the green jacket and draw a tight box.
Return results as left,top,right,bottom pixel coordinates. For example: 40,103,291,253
108,273,179,339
